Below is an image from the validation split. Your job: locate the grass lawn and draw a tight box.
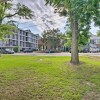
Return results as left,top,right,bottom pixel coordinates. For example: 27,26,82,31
0,55,100,100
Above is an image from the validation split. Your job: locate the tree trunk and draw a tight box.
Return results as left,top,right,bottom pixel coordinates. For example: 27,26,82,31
0,53,1,57
70,20,79,64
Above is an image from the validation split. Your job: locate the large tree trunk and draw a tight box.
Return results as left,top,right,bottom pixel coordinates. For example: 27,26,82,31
70,20,79,64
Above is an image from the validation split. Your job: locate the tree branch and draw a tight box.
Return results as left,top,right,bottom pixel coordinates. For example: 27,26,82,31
4,12,18,18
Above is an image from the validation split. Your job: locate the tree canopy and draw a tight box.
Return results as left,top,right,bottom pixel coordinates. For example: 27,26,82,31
41,29,66,51
65,29,90,49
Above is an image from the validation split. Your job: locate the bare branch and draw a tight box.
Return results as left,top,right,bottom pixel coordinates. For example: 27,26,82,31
4,12,18,18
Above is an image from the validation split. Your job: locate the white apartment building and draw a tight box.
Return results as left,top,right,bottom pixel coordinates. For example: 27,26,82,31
0,29,39,51
90,34,100,48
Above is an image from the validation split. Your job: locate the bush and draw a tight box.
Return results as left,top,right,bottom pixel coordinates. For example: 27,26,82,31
13,46,19,52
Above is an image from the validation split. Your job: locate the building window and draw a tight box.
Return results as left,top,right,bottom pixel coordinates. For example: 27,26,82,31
26,32,28,36
90,40,95,44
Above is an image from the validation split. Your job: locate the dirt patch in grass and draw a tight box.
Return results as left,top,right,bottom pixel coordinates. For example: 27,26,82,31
83,81,96,87
82,92,100,100
0,78,36,100
0,73,54,100
37,58,43,62
66,61,86,67
88,56,100,61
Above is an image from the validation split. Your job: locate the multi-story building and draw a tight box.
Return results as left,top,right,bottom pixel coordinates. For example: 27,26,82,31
90,34,100,48
0,29,39,52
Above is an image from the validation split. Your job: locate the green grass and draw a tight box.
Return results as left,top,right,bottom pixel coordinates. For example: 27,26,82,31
0,55,100,100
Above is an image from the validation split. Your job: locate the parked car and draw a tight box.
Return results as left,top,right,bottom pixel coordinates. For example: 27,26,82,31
96,48,100,52
23,48,34,53
89,47,100,53
80,48,89,53
45,50,55,53
0,48,14,54
32,48,38,51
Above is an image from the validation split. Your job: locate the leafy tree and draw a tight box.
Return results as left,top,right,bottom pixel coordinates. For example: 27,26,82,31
64,29,90,51
41,29,65,51
64,30,72,48
46,0,100,64
97,30,100,37
0,0,33,39
0,24,16,39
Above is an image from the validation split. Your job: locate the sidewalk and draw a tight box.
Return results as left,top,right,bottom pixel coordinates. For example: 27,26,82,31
12,52,100,56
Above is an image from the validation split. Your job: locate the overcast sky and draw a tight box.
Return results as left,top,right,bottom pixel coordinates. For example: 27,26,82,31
12,0,99,35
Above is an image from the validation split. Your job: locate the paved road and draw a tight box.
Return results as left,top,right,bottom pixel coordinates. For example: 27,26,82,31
12,52,100,57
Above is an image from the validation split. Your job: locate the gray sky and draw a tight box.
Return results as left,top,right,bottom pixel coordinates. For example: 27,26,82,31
12,0,99,35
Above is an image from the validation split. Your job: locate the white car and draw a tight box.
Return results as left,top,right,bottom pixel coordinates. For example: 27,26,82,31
89,47,99,53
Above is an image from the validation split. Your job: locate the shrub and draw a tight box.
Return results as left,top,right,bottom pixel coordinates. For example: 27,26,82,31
13,46,19,52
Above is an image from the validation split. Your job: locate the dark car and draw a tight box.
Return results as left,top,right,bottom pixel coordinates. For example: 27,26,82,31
32,48,38,51
23,48,33,53
45,50,55,53
80,48,89,53
0,48,14,54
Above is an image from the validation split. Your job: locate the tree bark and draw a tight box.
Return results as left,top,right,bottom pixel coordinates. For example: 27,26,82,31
0,52,1,57
70,20,79,64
